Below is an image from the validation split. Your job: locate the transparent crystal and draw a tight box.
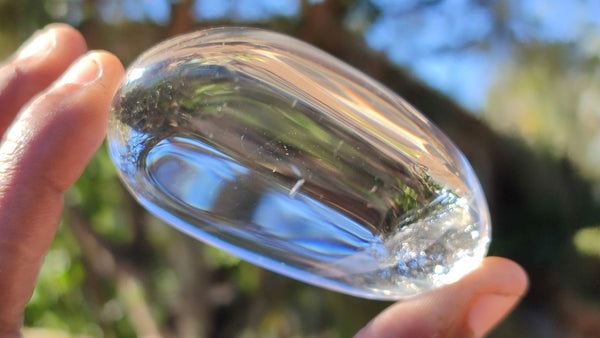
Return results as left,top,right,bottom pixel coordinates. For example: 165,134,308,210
107,27,490,300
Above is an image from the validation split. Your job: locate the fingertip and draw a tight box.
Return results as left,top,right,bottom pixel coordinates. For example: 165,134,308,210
91,50,125,83
54,50,124,88
53,50,124,101
44,23,87,57
79,50,125,119
16,23,87,64
478,256,529,296
464,257,528,337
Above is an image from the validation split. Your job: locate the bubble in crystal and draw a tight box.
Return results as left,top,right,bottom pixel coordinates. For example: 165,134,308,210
107,27,490,300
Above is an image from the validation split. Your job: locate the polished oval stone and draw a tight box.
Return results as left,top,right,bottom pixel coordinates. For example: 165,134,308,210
107,27,490,300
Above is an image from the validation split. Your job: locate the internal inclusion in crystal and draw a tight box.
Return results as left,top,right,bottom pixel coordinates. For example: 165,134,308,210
108,28,490,300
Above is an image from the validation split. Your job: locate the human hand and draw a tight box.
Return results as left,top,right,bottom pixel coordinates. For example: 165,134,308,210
0,24,123,336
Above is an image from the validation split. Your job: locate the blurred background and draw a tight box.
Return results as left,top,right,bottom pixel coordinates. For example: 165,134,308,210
2,0,600,337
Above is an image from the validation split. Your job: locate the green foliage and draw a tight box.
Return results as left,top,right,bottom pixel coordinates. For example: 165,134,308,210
574,226,600,258
485,44,600,180
2,0,600,336
25,223,99,336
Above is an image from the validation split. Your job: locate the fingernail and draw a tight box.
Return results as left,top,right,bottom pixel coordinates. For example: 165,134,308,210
17,29,56,60
58,54,101,85
468,294,519,337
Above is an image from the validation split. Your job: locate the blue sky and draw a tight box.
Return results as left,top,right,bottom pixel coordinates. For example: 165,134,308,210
88,0,600,112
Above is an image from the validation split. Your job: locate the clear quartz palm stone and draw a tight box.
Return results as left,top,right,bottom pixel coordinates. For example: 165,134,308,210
107,27,490,300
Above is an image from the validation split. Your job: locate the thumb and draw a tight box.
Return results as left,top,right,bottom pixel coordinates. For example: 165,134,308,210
355,257,528,337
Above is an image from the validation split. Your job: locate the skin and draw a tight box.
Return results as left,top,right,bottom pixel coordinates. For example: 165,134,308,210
0,24,528,337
